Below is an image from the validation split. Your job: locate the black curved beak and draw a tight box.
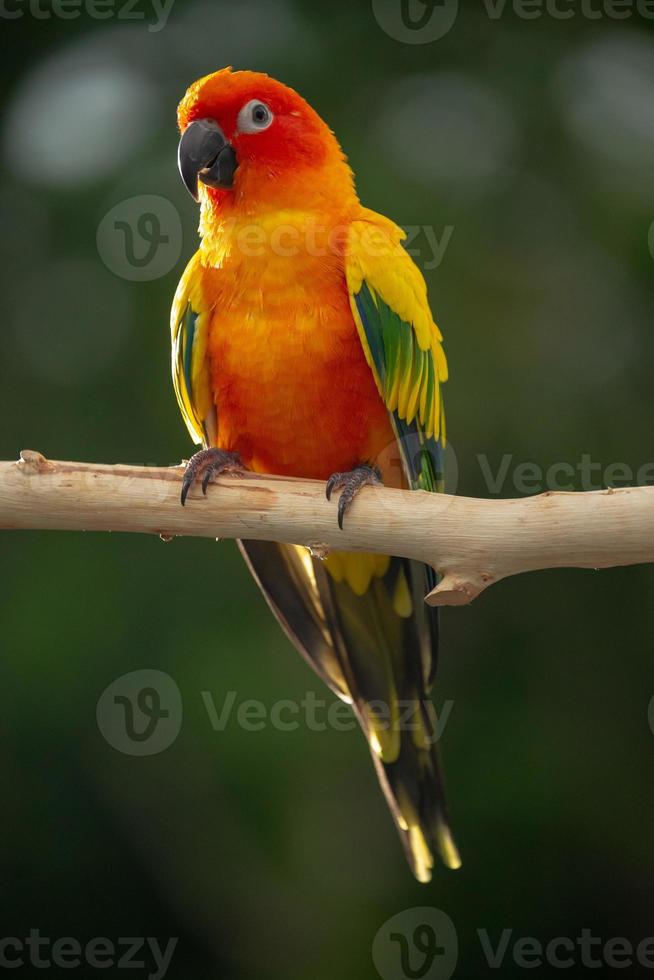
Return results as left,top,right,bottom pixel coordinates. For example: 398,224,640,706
178,118,238,201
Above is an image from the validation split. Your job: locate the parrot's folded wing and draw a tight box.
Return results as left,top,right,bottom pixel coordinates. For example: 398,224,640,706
170,251,216,446
345,210,448,494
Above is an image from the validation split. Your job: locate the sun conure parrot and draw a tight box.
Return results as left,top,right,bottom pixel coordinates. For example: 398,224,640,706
171,67,459,882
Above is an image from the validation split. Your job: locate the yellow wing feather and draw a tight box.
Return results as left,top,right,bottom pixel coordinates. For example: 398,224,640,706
170,251,215,446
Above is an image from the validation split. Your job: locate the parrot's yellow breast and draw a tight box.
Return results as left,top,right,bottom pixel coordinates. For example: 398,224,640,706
199,210,395,482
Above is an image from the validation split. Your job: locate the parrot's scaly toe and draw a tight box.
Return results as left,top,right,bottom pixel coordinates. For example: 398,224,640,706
325,464,382,529
180,448,245,506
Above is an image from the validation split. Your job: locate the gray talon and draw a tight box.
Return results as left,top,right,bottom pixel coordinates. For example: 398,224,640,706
325,464,382,529
181,449,244,506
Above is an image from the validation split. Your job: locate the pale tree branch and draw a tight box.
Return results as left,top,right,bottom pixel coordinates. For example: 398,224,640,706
1,450,653,607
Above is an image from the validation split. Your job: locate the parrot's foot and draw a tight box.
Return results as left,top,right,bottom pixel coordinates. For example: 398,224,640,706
325,464,382,529
180,448,245,506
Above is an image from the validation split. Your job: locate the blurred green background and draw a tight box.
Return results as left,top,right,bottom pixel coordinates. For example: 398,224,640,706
1,1,654,977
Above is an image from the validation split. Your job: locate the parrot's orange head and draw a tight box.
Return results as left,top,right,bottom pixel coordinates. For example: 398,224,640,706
177,68,355,211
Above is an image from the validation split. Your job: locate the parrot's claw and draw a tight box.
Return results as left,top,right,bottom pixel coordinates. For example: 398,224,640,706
325,464,382,530
180,448,245,506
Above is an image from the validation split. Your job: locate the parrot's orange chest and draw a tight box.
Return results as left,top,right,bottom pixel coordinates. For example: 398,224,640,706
201,222,393,480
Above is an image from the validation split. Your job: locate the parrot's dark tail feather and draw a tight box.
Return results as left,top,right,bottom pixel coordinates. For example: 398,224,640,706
314,555,461,882
367,699,461,882
237,540,460,882
237,539,351,699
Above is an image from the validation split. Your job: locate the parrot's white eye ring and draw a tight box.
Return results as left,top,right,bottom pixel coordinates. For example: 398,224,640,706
237,100,274,134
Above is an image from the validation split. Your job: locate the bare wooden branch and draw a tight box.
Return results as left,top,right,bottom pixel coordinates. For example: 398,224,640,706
1,450,653,606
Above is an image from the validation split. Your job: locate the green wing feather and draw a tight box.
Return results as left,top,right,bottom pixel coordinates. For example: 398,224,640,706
354,281,445,493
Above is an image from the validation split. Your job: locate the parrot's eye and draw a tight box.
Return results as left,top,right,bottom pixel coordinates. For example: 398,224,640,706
237,100,274,134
